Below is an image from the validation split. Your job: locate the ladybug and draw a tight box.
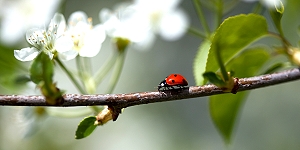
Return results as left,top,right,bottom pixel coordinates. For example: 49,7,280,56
158,74,188,91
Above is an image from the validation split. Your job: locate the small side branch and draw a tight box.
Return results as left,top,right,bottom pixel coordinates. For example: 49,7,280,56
1,68,300,108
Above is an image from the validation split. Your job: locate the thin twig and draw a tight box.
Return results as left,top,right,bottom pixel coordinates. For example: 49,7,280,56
1,68,300,107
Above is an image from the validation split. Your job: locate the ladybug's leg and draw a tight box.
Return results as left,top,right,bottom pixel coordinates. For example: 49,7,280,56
177,85,186,90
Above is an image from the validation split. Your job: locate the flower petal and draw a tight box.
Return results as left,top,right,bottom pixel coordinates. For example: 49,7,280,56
78,43,101,57
99,8,120,36
49,13,66,37
134,0,180,11
93,24,106,43
78,25,106,57
68,11,88,27
79,33,101,57
14,47,39,61
26,28,45,45
58,50,78,61
158,9,189,41
131,31,155,51
55,36,74,53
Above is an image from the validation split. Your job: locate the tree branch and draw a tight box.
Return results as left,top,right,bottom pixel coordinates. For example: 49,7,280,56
1,68,300,108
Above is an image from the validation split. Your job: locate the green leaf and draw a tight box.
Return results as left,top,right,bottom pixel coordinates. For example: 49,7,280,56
0,44,26,93
298,25,300,37
0,45,22,75
202,72,225,86
269,1,284,36
29,52,54,84
75,116,97,139
263,62,289,74
30,54,44,84
210,48,270,143
193,39,211,85
206,14,268,74
30,52,64,105
14,75,31,84
210,92,246,144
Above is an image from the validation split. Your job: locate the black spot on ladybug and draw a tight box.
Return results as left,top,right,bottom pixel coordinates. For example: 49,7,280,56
171,80,175,83
174,74,177,77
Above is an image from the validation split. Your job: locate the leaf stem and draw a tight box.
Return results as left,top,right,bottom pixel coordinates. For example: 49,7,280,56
55,57,87,94
268,32,292,48
215,0,223,27
76,56,96,94
216,44,229,81
94,52,117,86
105,51,126,94
187,27,207,39
193,0,211,36
83,57,93,75
76,56,86,86
251,2,264,14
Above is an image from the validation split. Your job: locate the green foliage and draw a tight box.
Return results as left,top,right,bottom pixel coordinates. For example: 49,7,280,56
30,52,54,84
205,14,268,74
0,45,25,93
75,116,97,139
30,52,63,105
193,13,271,143
210,91,247,143
263,62,289,74
194,39,211,85
210,48,270,143
202,72,226,87
0,46,21,74
269,1,284,36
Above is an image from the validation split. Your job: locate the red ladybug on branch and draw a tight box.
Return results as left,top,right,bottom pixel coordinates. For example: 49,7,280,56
158,74,188,91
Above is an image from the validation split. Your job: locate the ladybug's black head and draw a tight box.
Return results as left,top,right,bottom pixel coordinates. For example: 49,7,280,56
157,79,167,91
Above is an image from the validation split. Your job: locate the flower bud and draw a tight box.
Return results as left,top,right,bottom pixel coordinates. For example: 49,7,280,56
289,47,300,66
95,106,113,125
113,37,131,53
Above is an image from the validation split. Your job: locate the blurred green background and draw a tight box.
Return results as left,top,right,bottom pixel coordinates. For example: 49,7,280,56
1,0,300,149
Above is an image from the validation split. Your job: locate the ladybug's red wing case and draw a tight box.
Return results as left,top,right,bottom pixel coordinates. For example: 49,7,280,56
158,74,188,91
165,74,188,86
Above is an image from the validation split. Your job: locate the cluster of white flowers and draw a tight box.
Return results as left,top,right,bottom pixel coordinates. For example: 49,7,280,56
14,0,189,61
14,12,106,61
100,0,189,50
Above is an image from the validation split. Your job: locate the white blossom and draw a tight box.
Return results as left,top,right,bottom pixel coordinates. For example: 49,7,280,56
100,5,155,50
131,0,189,41
14,13,76,61
99,0,189,50
66,11,106,58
